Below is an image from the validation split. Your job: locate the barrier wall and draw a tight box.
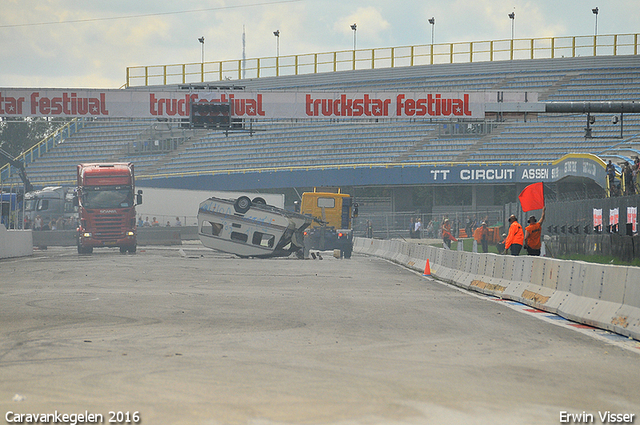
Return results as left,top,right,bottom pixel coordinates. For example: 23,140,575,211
29,226,201,249
0,225,32,259
354,237,640,341
1,226,199,259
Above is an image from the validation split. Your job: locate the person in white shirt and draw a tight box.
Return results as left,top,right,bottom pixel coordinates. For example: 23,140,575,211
414,218,422,239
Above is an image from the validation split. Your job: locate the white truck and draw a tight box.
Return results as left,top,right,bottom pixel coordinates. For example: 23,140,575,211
24,186,77,229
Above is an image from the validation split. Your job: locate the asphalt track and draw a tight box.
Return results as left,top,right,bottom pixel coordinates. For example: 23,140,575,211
1,244,639,425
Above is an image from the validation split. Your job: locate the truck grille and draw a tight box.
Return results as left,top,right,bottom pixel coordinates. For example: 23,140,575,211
92,214,127,241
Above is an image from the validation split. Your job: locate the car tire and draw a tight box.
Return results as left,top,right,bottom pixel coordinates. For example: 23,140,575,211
234,196,252,214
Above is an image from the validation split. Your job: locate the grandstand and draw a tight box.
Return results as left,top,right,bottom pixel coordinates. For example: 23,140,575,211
1,41,639,206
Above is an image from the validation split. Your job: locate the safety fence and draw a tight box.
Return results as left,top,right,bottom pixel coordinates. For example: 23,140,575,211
126,33,640,87
545,234,640,262
353,208,504,240
353,237,640,341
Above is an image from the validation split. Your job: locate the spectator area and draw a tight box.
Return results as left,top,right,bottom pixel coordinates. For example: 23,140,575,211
3,54,639,187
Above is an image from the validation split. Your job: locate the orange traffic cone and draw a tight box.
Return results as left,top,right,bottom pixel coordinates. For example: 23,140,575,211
423,259,431,276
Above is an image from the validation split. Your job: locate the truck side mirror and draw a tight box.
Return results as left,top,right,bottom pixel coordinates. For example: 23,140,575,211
353,203,359,218
293,200,300,213
136,190,143,206
73,194,79,207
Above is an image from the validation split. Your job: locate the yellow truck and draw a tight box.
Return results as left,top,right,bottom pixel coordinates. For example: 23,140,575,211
296,189,358,259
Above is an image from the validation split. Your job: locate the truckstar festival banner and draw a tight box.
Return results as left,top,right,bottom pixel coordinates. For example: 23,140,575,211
0,88,535,120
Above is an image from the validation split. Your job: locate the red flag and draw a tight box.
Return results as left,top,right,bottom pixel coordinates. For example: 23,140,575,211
519,182,545,212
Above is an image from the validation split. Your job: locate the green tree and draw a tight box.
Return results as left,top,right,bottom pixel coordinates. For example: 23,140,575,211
0,118,67,166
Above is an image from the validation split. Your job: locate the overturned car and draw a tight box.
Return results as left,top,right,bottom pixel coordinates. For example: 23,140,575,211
197,196,313,258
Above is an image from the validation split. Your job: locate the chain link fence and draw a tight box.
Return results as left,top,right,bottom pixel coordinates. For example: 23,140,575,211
354,208,505,240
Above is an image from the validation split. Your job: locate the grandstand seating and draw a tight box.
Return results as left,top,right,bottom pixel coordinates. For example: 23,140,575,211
2,54,639,187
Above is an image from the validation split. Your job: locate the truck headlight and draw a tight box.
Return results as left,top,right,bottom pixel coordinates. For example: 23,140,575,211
127,231,135,236
82,232,92,238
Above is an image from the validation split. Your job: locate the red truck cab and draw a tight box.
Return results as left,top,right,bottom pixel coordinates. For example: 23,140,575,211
75,163,142,254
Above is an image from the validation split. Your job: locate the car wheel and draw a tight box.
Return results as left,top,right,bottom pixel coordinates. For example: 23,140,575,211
234,196,252,214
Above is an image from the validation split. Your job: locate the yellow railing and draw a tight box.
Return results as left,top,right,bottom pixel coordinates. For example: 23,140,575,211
126,33,639,87
0,119,84,185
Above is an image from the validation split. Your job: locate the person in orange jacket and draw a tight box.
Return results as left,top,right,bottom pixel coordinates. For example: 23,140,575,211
442,218,458,248
524,206,546,256
505,214,524,256
474,221,490,253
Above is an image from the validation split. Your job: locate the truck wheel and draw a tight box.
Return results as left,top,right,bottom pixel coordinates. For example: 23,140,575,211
252,197,266,205
234,196,252,214
120,246,128,254
128,245,137,253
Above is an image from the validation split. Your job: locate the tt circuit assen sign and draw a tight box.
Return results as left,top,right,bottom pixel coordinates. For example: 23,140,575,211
403,154,608,187
0,88,533,120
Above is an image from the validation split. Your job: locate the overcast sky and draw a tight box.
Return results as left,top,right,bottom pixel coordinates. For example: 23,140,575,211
1,0,638,88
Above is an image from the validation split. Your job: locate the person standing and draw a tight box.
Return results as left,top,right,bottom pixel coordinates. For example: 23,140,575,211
34,215,43,231
414,218,422,239
505,214,524,256
606,160,617,195
524,206,546,256
442,218,457,248
476,221,490,253
425,220,434,238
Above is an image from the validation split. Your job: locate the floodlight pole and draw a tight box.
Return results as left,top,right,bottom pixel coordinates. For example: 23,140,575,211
428,17,435,45
274,30,280,58
508,12,515,40
198,36,205,64
198,36,205,82
351,23,357,51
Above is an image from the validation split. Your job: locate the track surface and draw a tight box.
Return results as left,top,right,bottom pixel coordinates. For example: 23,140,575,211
1,245,639,424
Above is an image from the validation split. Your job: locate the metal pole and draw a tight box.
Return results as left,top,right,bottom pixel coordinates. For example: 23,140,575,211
428,17,435,45
351,23,357,51
385,214,389,239
509,12,515,40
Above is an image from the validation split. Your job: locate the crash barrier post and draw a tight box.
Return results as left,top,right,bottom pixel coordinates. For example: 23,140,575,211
354,237,640,341
0,225,32,259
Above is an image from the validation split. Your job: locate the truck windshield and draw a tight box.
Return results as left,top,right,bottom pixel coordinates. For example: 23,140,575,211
24,199,37,211
82,186,133,209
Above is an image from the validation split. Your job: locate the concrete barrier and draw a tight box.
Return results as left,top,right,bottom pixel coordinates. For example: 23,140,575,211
32,229,77,247
0,225,32,259
26,226,199,249
355,237,640,341
137,227,182,246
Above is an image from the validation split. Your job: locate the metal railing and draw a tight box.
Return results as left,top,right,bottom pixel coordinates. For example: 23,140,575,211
0,119,84,185
126,33,639,87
